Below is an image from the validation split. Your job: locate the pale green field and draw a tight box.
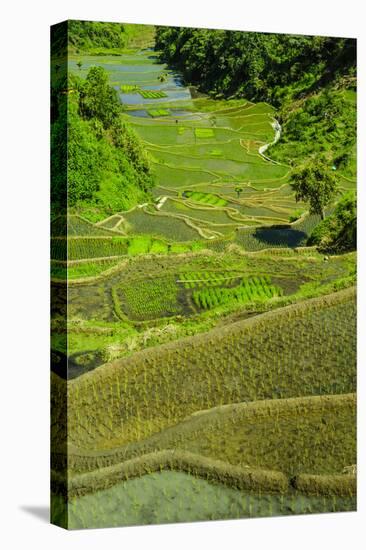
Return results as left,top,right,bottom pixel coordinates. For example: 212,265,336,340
52,471,355,529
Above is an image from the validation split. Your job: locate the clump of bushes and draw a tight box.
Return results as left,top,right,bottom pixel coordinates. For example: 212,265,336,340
308,191,356,252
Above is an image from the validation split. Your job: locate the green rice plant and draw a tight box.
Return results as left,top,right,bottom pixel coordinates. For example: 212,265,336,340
209,149,223,157
66,237,129,260
127,236,151,255
114,276,181,320
195,128,215,138
62,393,355,501
53,234,201,263
184,190,227,207
179,270,240,289
52,215,119,237
192,276,282,310
66,449,288,498
152,163,216,188
294,473,356,497
120,84,140,93
123,209,202,241
149,240,169,254
51,259,122,280
139,90,168,99
148,109,170,117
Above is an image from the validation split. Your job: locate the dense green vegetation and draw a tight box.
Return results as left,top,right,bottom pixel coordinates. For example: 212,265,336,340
155,28,356,106
51,22,357,529
155,27,356,201
269,88,357,179
147,108,170,117
51,66,155,213
308,191,356,251
67,20,155,54
290,156,338,220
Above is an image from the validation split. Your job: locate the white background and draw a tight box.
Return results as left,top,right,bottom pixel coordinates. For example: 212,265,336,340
0,0,364,548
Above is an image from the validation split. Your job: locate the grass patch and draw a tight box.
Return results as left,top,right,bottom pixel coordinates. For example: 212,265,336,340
127,236,152,255
51,259,121,280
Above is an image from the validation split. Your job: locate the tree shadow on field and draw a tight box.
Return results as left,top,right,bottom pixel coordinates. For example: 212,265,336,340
20,505,49,523
253,226,308,248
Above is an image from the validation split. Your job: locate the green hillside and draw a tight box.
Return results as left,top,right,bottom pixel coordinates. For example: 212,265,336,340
51,66,155,216
156,28,356,198
50,22,357,529
51,288,356,453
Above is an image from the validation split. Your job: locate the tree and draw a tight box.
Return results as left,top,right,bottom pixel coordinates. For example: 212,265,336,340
235,186,243,199
290,157,338,219
78,66,120,129
308,191,356,251
51,67,155,209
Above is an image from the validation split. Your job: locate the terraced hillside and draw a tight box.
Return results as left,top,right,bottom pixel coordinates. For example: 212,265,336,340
51,287,357,527
52,287,356,451
51,24,357,529
66,50,328,246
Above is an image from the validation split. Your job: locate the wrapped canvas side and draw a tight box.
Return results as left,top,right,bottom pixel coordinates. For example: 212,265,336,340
50,20,69,529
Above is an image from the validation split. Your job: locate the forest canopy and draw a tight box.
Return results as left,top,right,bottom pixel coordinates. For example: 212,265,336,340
66,21,155,54
155,28,356,106
51,66,155,213
155,27,356,182
68,21,129,51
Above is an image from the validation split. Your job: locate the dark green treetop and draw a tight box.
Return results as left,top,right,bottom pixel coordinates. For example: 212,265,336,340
290,157,339,220
79,66,120,129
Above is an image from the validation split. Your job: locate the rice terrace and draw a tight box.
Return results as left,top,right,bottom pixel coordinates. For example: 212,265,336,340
51,21,357,529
